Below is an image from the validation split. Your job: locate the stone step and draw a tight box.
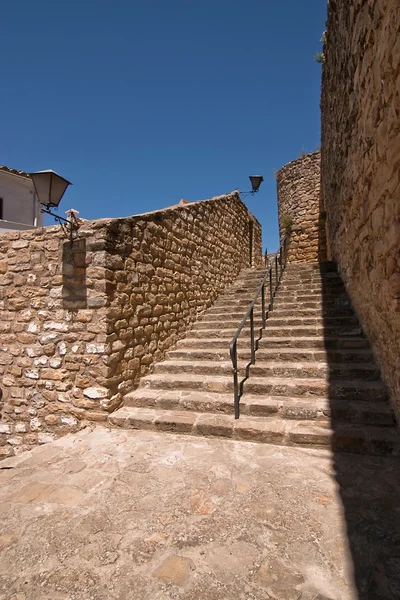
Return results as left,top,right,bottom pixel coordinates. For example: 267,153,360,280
139,373,388,401
211,298,264,310
281,279,344,288
203,311,273,321
244,376,387,401
123,389,396,426
153,359,380,380
227,275,267,286
196,317,266,330
177,335,369,350
272,299,352,310
189,325,364,338
278,280,346,289
271,307,356,318
278,289,346,298
177,337,258,349
188,328,260,339
203,306,357,320
284,273,339,279
285,262,336,271
197,316,360,329
167,347,374,363
206,303,264,315
282,273,340,281
275,292,349,303
108,406,400,456
258,336,369,349
264,325,363,337
265,316,359,327
279,278,345,287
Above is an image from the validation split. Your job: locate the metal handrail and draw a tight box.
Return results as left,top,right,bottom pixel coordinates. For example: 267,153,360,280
229,236,288,419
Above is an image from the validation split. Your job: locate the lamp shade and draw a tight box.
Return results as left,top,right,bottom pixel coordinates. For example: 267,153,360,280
249,175,264,192
30,170,72,208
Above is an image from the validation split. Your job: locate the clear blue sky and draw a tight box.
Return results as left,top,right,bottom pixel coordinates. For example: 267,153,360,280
2,0,326,252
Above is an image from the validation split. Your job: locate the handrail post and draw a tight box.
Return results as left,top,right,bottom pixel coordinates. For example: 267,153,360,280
231,341,240,419
250,307,255,364
275,254,278,287
261,283,266,328
269,266,273,310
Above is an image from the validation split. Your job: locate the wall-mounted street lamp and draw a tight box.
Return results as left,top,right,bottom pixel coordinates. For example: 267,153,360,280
249,175,264,193
30,170,79,243
239,175,264,199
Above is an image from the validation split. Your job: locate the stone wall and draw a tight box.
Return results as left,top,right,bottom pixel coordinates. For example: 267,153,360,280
0,192,261,456
276,151,327,263
102,193,261,402
321,0,400,417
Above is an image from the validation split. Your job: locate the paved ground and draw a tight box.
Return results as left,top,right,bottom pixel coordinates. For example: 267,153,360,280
0,427,400,600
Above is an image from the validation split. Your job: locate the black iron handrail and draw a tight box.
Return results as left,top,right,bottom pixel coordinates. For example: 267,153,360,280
229,236,288,419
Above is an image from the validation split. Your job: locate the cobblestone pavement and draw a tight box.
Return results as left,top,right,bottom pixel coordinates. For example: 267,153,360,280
0,427,399,600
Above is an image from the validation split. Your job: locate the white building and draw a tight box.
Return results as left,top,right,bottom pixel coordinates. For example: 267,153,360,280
0,165,43,234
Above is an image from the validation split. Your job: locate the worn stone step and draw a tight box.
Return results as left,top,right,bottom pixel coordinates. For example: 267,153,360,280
249,361,378,379
282,278,339,287
241,396,395,425
272,307,356,318
281,279,344,289
244,376,387,401
285,262,336,272
177,337,253,349
108,406,400,456
203,306,357,321
210,303,264,314
226,276,267,287
275,293,348,303
188,327,259,339
167,347,374,363
153,359,380,381
196,317,267,330
279,279,345,289
278,289,346,298
212,290,261,310
203,311,271,321
123,389,395,426
258,336,369,349
223,287,265,295
199,315,359,329
275,292,349,303
275,294,351,309
206,303,263,315
189,325,364,339
139,373,388,401
178,335,369,350
282,273,340,281
273,299,352,310
261,325,363,337
262,316,359,327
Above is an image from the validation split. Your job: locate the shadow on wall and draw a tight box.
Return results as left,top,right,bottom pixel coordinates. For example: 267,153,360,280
62,239,87,310
319,259,400,599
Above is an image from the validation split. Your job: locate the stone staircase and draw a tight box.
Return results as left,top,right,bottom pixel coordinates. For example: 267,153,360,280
109,263,399,455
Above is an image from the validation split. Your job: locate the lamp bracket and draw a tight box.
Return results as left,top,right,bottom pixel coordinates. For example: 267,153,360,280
40,205,79,245
238,189,260,199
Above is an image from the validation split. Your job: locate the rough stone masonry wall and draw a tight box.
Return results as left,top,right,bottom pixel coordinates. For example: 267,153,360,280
0,192,261,456
0,225,112,458
277,151,327,263
321,0,400,417
102,193,262,403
